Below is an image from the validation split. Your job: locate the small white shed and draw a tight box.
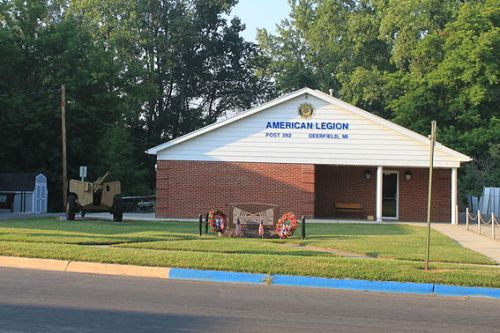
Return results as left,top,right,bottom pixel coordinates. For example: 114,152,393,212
0,173,48,214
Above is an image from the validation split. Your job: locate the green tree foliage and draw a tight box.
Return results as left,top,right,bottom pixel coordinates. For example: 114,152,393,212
0,0,273,210
96,124,149,195
259,0,499,197
391,0,499,194
0,0,125,209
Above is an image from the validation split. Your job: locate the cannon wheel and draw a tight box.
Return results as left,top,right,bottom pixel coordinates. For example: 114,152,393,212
67,194,76,221
112,195,123,222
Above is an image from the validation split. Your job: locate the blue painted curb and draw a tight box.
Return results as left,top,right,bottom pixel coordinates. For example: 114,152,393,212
169,268,267,284
167,268,500,299
434,284,500,299
272,274,434,295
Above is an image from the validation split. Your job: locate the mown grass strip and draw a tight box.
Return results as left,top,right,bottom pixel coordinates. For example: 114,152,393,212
0,241,498,288
0,218,497,287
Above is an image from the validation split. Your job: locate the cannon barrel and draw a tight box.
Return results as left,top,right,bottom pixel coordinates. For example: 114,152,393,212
95,171,111,186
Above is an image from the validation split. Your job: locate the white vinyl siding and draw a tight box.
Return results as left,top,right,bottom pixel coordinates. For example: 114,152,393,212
157,95,460,168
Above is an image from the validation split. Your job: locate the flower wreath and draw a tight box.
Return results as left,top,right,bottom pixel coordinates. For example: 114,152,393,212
208,209,227,233
275,212,298,239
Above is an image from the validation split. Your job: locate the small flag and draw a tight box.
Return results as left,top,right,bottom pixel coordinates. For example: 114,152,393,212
234,218,242,237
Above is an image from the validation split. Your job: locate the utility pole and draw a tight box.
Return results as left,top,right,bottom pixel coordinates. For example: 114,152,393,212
61,84,67,211
424,120,437,271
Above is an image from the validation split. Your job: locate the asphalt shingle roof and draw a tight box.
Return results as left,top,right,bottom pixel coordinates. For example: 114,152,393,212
0,173,37,192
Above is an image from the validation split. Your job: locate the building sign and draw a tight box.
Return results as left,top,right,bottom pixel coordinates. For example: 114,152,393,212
264,121,350,140
263,102,350,140
266,121,349,130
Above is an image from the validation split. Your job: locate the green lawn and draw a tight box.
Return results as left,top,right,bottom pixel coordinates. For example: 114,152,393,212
0,217,498,287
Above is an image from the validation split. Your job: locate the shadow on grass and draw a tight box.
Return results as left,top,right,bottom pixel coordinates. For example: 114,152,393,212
0,232,201,246
306,224,413,236
112,244,332,257
0,219,198,235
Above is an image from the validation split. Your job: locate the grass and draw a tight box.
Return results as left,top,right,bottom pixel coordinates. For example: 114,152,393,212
0,217,498,287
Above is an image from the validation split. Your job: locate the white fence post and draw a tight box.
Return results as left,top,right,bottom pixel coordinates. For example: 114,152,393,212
477,210,481,234
466,208,469,230
492,213,496,239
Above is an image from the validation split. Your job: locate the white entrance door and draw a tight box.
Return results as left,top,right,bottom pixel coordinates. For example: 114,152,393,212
382,171,399,219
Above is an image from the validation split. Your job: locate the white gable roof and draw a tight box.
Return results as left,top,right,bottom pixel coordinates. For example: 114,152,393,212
148,88,471,168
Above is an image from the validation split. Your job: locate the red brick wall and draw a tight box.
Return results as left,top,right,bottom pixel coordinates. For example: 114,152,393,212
315,166,376,218
399,168,451,222
315,166,451,222
156,160,315,218
156,161,451,222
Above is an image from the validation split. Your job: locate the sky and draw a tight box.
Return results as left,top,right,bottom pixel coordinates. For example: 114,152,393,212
229,0,291,42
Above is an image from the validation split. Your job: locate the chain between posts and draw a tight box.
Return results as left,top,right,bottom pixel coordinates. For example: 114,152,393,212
465,208,497,240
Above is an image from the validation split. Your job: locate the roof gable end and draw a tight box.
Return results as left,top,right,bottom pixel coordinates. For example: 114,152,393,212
147,88,471,164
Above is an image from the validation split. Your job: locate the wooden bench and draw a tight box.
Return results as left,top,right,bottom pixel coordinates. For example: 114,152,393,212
334,203,364,218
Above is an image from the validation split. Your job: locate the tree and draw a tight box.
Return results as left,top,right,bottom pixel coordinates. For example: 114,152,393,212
70,0,275,191
0,0,128,210
391,0,499,194
95,124,149,195
258,0,499,196
0,0,276,210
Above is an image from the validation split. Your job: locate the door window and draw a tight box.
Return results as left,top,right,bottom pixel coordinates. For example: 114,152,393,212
383,173,398,218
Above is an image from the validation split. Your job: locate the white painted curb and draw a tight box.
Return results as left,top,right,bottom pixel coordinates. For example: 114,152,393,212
0,256,169,279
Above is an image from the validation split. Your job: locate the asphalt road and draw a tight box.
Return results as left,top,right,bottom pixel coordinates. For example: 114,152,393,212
0,268,498,333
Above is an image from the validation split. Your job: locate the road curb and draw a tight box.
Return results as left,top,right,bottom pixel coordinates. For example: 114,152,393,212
169,268,268,284
66,261,170,279
0,256,169,279
1,256,499,299
0,256,69,272
433,284,500,298
271,274,434,295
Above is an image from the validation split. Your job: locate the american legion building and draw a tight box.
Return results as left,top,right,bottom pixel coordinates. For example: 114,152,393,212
148,88,471,223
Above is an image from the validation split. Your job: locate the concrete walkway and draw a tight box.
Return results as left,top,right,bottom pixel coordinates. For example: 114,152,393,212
84,212,196,222
84,213,401,224
0,212,64,220
430,224,500,264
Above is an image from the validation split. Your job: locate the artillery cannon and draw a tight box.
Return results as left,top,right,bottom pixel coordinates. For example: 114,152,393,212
66,171,123,222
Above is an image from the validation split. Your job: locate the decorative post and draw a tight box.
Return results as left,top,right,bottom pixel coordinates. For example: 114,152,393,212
301,215,306,240
205,212,209,234
492,213,495,239
466,207,469,230
477,210,481,234
198,214,202,237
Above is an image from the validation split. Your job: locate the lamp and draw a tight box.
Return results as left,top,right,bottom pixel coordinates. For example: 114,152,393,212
405,171,412,181
364,170,372,180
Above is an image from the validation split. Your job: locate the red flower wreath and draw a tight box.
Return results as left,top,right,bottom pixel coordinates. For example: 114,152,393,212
208,209,227,233
275,212,298,239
